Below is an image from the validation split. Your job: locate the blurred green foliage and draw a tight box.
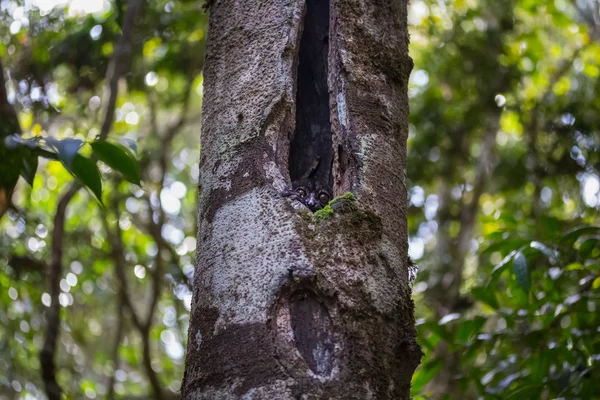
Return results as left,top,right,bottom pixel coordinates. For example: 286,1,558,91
0,0,598,399
408,0,600,398
1,0,206,398
413,227,600,398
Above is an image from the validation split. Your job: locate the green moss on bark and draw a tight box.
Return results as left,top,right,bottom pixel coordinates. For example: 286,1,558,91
314,192,356,221
293,192,382,244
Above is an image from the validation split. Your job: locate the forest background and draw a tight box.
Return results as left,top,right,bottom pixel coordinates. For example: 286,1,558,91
0,0,599,399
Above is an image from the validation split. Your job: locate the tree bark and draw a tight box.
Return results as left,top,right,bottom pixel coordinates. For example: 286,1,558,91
182,0,420,398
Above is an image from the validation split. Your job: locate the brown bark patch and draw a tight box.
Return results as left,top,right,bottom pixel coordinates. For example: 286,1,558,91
289,289,335,376
201,138,271,223
184,306,286,396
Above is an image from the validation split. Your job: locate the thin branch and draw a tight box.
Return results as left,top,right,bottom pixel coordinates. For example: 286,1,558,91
140,77,196,325
101,54,194,400
103,205,144,331
107,77,196,399
8,255,48,276
130,210,192,290
106,293,125,400
456,110,501,258
540,44,589,106
147,89,160,138
141,333,165,400
103,197,165,400
523,44,589,218
40,183,79,400
100,0,146,141
165,77,195,142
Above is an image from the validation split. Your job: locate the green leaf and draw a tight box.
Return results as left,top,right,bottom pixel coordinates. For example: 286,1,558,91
540,216,561,236
491,248,524,280
4,134,38,150
416,322,442,351
483,238,529,254
419,320,452,341
32,147,59,160
20,152,38,186
560,226,600,246
579,238,598,257
411,358,444,395
530,241,559,260
455,316,487,343
566,262,584,270
530,350,551,382
118,138,138,153
472,286,499,309
72,154,103,204
513,251,531,294
4,134,20,149
90,140,141,185
45,137,84,170
506,384,543,400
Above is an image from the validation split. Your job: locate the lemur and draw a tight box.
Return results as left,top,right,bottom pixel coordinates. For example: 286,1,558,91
282,0,332,212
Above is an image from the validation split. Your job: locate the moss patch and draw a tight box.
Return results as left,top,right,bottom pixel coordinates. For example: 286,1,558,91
294,192,382,243
333,192,356,202
314,204,335,221
313,192,356,221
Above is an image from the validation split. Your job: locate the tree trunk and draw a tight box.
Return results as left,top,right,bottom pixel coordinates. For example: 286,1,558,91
182,0,421,398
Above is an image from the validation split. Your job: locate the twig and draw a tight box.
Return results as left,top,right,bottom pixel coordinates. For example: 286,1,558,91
100,0,146,141
106,292,125,400
40,182,79,400
523,44,589,218
103,197,164,399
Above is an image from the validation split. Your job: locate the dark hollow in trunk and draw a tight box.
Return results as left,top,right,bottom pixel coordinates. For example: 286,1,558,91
288,0,333,195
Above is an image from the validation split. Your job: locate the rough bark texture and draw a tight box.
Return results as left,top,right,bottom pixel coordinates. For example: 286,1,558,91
182,0,421,398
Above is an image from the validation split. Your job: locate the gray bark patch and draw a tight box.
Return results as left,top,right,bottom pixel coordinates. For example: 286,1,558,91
289,289,335,376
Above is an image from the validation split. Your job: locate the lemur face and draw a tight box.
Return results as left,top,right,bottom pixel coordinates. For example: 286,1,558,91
292,184,331,211
281,177,331,212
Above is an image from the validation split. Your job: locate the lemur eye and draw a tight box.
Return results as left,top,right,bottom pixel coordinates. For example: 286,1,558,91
318,192,330,205
295,187,307,198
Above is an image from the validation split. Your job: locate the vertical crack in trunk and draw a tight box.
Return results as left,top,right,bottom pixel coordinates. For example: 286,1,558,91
288,0,333,212
289,289,335,376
